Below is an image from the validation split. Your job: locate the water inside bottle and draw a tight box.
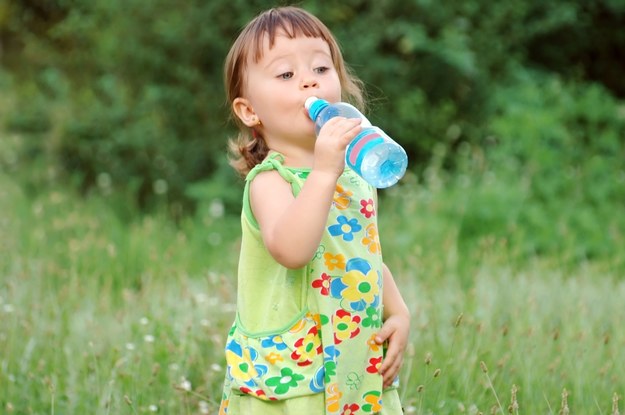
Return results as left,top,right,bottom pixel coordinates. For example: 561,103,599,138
360,143,406,188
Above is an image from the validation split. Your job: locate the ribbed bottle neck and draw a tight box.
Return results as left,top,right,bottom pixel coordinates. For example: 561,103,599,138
305,97,329,121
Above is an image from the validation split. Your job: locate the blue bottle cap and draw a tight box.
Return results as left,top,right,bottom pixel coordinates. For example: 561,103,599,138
305,96,329,121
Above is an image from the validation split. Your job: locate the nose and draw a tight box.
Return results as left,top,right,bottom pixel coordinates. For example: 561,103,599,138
301,77,319,89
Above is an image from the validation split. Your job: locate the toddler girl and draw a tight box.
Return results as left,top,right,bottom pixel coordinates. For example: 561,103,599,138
219,6,410,415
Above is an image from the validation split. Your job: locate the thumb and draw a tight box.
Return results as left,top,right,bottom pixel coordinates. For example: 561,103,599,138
375,323,394,344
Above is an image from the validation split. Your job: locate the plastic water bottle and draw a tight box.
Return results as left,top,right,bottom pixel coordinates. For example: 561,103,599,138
305,96,407,188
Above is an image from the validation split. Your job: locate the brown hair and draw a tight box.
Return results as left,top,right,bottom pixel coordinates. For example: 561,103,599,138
224,6,366,176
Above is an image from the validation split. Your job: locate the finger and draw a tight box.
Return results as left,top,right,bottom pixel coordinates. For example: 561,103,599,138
321,117,358,133
382,356,403,387
339,121,362,145
379,340,400,374
375,325,393,344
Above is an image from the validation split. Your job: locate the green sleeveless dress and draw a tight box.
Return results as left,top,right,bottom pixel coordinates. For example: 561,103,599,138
219,153,403,415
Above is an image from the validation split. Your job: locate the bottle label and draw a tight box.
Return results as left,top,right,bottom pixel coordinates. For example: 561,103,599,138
345,128,385,176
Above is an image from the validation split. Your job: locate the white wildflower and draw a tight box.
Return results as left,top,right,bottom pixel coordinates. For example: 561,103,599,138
180,377,192,391
199,400,210,414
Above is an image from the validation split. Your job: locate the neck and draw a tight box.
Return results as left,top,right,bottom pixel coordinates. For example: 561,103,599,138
265,135,315,169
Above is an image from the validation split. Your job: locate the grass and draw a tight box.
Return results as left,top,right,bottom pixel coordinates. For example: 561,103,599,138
1,164,624,414
1,87,624,412
0,172,240,413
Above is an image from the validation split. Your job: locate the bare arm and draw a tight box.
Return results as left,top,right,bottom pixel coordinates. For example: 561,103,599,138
381,263,410,321
250,117,361,269
376,263,410,388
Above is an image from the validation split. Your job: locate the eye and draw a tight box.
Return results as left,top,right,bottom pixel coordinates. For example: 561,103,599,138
315,66,330,74
278,72,294,80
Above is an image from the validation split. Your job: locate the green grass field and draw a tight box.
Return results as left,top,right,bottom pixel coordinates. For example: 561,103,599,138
1,158,623,414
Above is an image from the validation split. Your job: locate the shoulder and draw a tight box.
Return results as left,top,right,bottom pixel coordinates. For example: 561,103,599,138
248,169,295,212
249,169,291,194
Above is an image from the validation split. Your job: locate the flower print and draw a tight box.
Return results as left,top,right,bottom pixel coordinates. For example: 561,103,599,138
326,383,343,413
218,399,229,415
361,391,382,413
341,403,360,415
366,334,381,352
261,335,287,351
323,345,340,383
342,269,379,307
359,198,376,218
362,306,382,328
361,223,381,254
238,387,272,401
225,340,268,385
265,352,284,364
311,313,324,329
312,244,326,261
312,273,332,296
310,365,325,393
366,356,383,374
331,258,380,312
324,252,346,270
346,372,363,390
328,216,362,242
333,309,361,344
289,317,308,333
291,325,322,366
265,367,305,395
333,184,353,210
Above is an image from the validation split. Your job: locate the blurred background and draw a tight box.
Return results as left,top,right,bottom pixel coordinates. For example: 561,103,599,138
1,0,625,413
1,0,624,265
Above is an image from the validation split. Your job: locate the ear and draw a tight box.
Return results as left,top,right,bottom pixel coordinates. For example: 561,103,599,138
232,97,259,127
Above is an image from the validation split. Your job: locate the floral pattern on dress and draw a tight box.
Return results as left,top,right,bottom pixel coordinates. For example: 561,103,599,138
326,383,343,413
310,364,326,393
225,339,268,388
333,184,353,210
366,334,381,352
261,335,287,350
291,324,322,366
220,157,396,414
333,309,361,344
341,403,360,415
328,216,362,241
323,345,340,382
265,367,306,395
238,386,273,400
366,356,382,374
362,306,382,328
361,390,382,413
330,258,381,312
312,272,332,296
359,198,376,218
362,223,381,254
324,252,346,270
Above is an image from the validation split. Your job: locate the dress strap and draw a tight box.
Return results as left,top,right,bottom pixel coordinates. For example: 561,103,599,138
242,153,302,229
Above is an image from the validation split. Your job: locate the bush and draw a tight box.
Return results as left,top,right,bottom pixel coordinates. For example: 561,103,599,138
1,0,624,216
470,69,625,263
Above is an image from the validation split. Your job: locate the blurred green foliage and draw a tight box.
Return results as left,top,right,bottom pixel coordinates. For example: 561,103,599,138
1,0,624,224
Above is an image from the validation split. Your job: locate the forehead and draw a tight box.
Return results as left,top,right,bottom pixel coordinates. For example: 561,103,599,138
252,32,332,64
247,18,334,63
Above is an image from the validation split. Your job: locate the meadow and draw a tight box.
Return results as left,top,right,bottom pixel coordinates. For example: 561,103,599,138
2,1,625,412
1,137,624,413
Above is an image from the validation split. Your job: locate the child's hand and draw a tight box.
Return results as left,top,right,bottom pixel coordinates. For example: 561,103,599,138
375,312,410,388
313,117,361,178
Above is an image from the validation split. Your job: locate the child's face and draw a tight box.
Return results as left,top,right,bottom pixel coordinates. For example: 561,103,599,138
239,30,342,144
